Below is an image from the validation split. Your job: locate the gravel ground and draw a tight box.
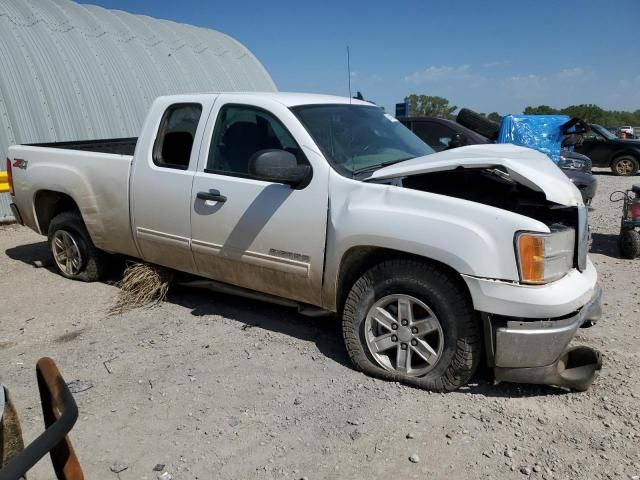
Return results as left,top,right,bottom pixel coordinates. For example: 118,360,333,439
1,170,638,480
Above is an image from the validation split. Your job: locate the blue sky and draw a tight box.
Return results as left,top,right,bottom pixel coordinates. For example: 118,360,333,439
79,0,639,115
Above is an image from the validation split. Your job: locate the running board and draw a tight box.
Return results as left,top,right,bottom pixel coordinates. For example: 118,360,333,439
176,279,333,317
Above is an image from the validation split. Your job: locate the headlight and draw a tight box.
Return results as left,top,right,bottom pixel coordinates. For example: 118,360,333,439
558,155,586,171
515,227,575,284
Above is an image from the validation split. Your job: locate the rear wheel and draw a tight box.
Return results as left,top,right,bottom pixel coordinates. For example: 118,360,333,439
620,229,640,259
611,155,639,176
341,259,481,392
48,212,108,282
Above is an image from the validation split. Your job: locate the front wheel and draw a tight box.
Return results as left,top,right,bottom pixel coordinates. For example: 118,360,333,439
611,156,639,176
342,259,481,392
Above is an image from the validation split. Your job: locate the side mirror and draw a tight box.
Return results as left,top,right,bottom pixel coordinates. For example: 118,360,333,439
249,150,311,188
0,358,83,480
448,133,467,149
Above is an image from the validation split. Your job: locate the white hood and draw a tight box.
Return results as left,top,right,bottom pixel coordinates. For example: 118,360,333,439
368,144,583,207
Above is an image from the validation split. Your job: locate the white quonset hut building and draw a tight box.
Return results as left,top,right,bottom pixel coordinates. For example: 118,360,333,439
0,0,276,221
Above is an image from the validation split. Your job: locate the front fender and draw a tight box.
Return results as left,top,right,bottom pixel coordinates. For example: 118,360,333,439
322,176,549,309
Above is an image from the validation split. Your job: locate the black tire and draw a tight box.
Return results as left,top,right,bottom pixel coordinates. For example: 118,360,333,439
456,108,501,140
342,259,481,392
620,229,640,259
611,155,639,176
47,211,108,282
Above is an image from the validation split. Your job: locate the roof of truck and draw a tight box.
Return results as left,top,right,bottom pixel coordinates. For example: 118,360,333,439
157,92,374,108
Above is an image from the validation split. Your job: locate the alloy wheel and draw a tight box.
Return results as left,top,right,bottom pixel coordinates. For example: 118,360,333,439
615,159,635,176
364,294,444,376
52,230,83,276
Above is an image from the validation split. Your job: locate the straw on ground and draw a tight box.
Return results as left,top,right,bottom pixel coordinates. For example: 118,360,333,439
109,262,173,315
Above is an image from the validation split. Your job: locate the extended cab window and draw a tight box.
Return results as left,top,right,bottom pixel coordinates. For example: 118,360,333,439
206,105,305,176
153,103,202,169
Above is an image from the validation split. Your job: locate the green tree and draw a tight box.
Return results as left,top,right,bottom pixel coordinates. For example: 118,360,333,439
522,104,640,127
487,112,502,123
404,94,457,119
560,104,606,123
523,105,559,115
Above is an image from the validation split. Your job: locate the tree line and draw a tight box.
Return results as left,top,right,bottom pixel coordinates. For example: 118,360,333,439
522,104,640,127
404,94,640,127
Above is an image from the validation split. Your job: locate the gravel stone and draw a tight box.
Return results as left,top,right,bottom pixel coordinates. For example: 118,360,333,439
110,462,128,474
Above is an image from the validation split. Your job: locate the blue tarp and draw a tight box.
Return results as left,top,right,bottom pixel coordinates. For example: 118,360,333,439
497,114,571,164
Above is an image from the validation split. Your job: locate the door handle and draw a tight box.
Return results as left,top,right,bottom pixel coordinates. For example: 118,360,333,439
197,189,227,203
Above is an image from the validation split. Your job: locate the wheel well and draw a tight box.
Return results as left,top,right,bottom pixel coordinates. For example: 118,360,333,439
336,246,472,313
34,190,81,234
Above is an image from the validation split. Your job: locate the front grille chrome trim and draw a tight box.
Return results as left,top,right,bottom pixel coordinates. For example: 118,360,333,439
577,206,589,271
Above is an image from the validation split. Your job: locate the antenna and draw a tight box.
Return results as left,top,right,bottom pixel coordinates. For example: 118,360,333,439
347,46,352,103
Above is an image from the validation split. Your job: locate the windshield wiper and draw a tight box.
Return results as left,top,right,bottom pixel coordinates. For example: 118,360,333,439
352,158,412,175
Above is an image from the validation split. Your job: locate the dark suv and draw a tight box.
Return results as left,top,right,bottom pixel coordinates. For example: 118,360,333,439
575,124,640,176
399,116,598,205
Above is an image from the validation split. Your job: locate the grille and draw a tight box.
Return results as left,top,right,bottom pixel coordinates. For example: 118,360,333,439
577,206,589,271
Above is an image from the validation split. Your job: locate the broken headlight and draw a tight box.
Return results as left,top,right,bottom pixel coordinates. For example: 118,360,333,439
558,155,586,171
515,227,575,284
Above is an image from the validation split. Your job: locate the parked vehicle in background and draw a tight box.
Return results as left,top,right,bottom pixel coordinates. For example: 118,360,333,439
576,124,640,176
399,115,598,205
7,92,602,391
397,116,489,151
611,183,640,258
618,126,634,137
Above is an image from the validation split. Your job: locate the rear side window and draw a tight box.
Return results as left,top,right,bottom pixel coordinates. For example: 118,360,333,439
153,103,202,169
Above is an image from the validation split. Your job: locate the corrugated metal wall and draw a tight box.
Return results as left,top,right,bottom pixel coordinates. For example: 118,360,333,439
0,0,277,221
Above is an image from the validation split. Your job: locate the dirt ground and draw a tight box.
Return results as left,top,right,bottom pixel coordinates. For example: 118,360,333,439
1,170,639,480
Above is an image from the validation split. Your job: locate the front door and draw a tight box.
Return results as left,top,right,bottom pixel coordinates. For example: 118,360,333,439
575,130,610,167
190,97,328,305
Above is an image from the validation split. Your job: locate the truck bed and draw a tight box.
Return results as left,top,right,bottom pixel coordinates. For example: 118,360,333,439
9,142,138,258
28,137,137,156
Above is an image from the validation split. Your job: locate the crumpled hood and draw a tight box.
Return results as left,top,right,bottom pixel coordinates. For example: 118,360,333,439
368,144,583,206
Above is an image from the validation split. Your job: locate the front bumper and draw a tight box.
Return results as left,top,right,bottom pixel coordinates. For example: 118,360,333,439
492,284,601,368
490,284,602,390
462,258,598,319
565,170,598,204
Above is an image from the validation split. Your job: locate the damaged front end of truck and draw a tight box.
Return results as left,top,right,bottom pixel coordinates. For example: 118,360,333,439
366,144,603,390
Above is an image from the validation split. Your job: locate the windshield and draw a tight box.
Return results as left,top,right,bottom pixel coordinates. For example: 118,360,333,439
591,124,617,140
292,104,434,176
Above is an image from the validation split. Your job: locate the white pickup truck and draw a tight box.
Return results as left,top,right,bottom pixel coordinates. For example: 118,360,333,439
7,92,602,391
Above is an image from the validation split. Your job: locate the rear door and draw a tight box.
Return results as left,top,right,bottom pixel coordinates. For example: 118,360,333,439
190,96,329,305
130,97,216,273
